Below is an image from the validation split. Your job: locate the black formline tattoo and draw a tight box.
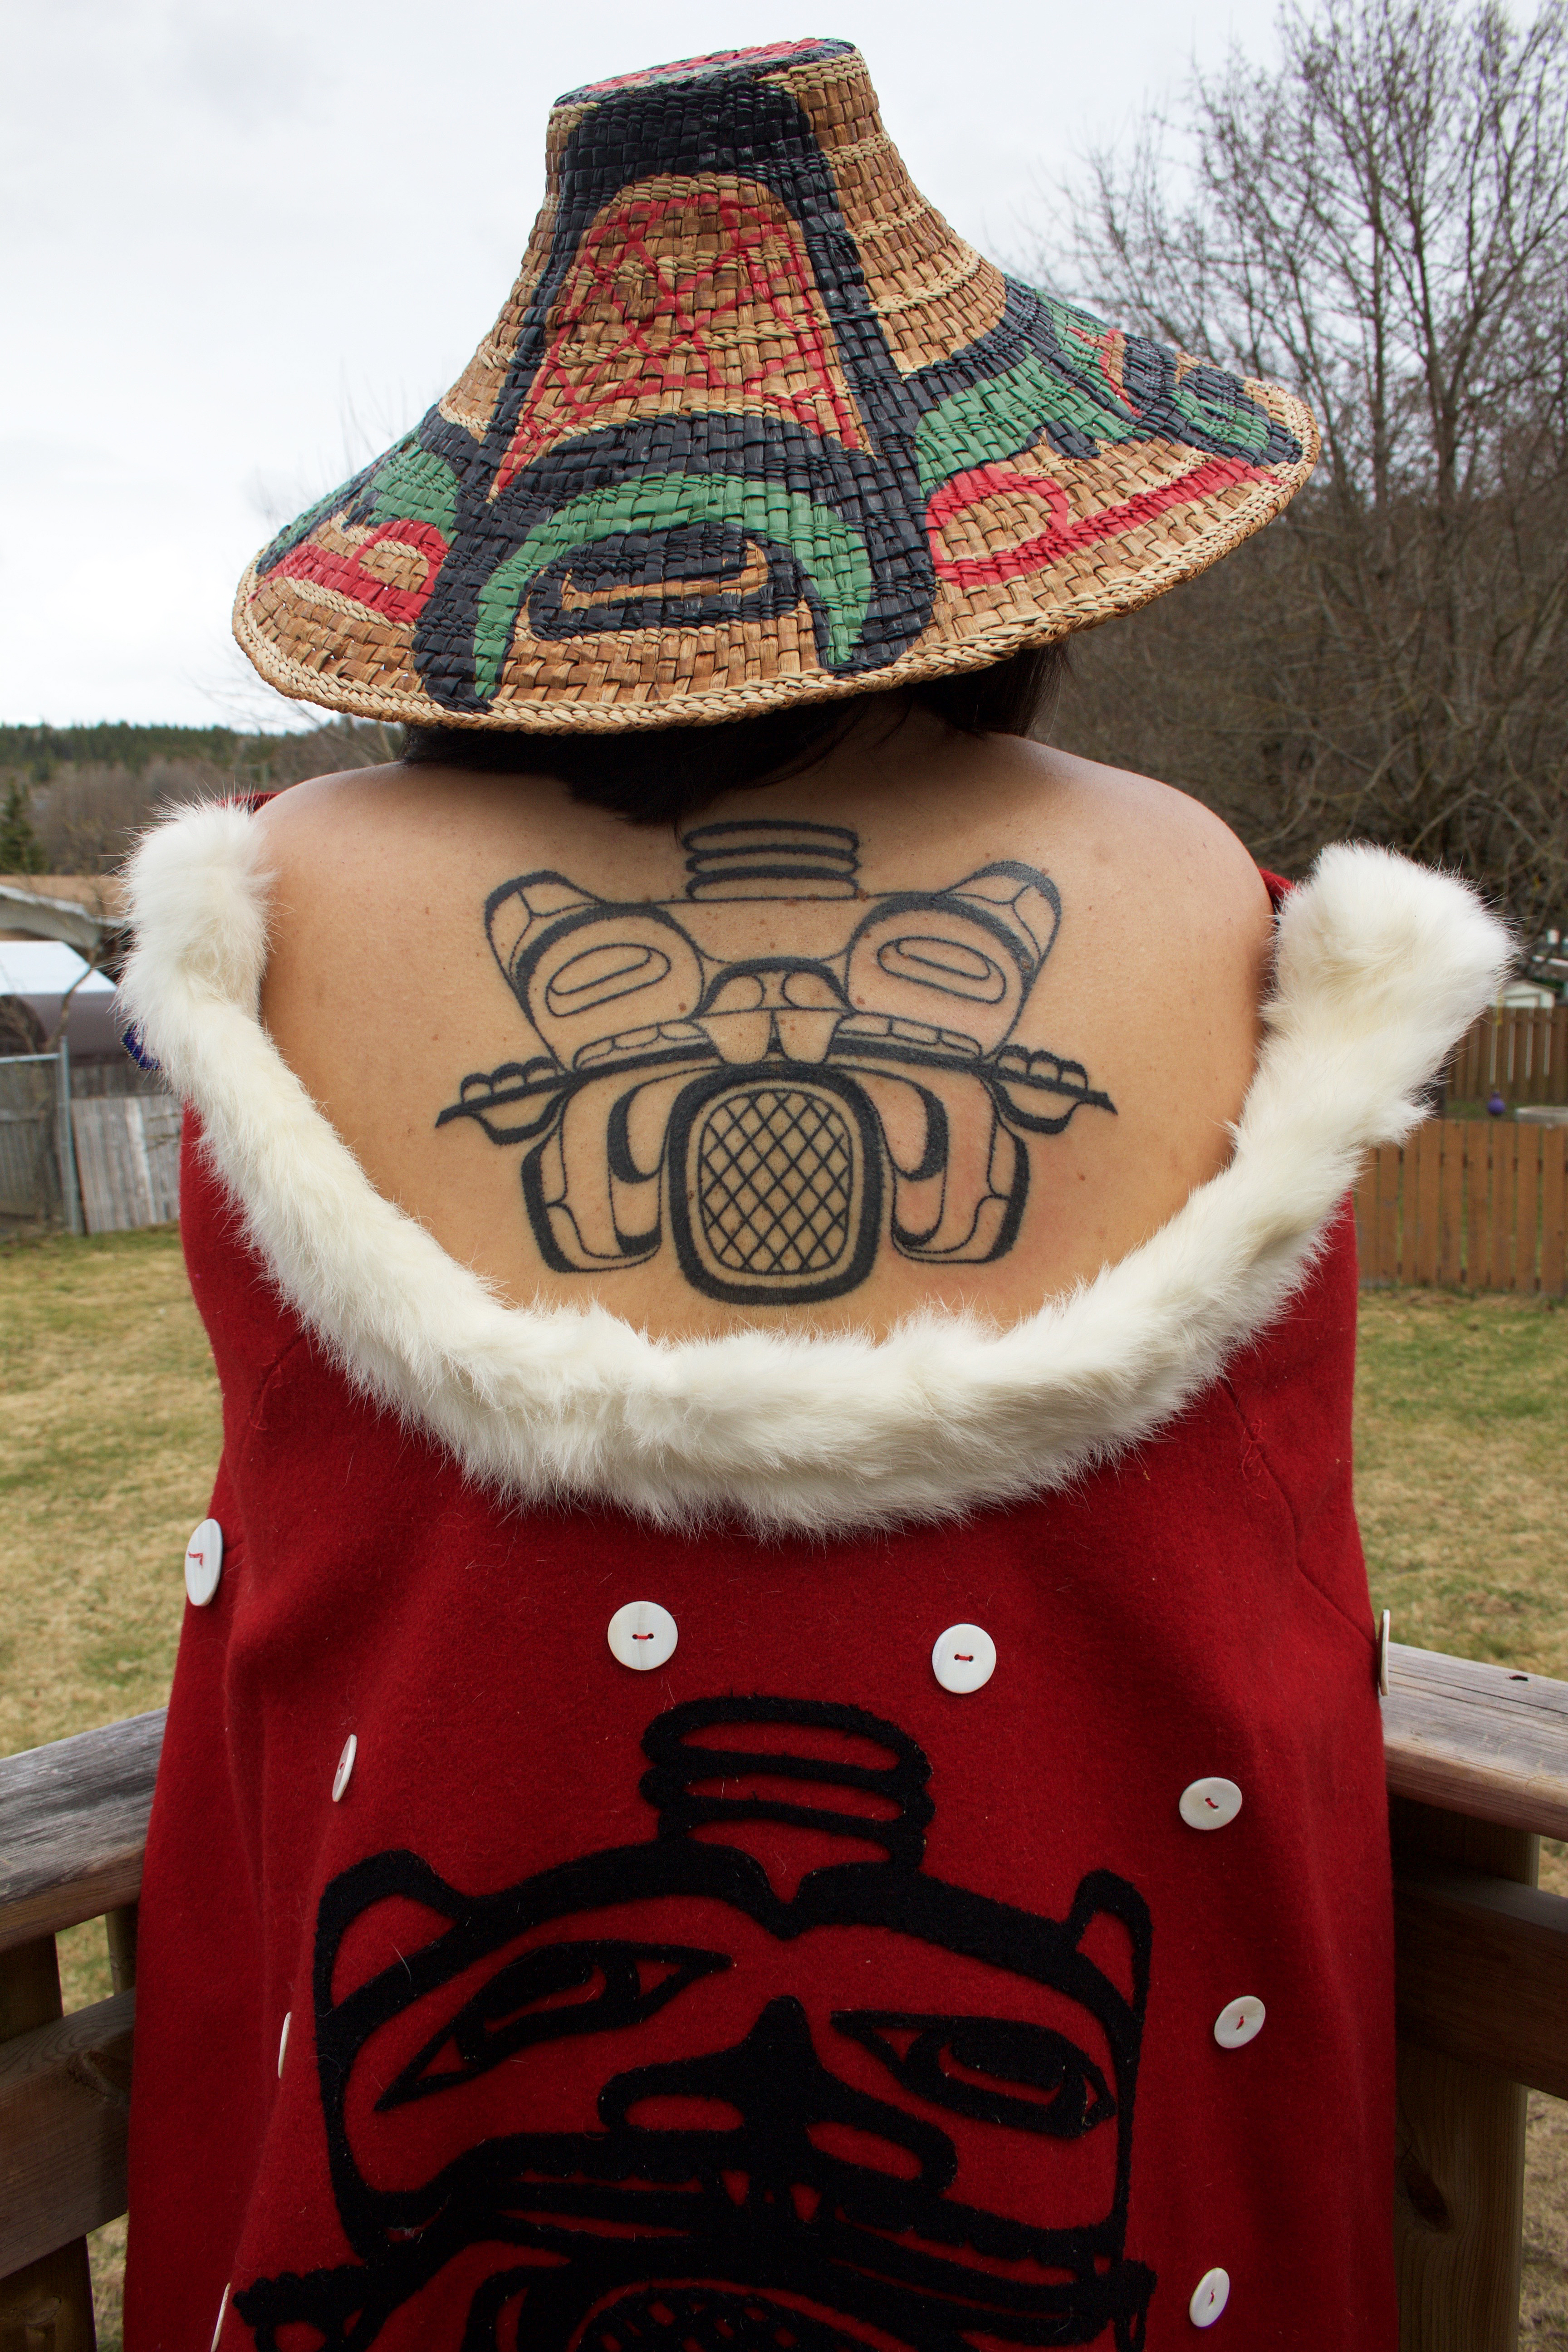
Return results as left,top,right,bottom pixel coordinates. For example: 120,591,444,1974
439,821,1115,1304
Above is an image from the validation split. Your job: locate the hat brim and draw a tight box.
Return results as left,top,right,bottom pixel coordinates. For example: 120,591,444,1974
235,363,1314,734
234,44,1317,733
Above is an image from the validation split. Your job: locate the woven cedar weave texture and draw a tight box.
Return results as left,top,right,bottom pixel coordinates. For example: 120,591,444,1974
235,39,1318,730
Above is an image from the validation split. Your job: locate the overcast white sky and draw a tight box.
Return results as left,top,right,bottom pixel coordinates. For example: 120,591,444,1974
1,0,1278,730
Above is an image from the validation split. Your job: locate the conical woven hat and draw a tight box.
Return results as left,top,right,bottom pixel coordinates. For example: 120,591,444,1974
236,38,1318,732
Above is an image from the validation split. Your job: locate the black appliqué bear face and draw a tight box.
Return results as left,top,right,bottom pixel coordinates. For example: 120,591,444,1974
235,1698,1156,2351
439,823,1114,1306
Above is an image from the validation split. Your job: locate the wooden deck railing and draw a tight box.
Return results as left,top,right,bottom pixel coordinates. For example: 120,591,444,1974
2,1653,1566,2349
0,1710,155,2347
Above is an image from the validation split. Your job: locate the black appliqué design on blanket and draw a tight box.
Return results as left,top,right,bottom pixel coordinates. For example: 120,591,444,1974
439,823,1114,1303
234,1696,1156,2349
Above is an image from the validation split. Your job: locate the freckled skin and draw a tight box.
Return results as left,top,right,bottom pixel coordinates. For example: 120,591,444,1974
257,705,1272,1341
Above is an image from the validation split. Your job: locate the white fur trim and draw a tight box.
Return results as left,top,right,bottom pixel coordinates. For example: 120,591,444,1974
120,807,1509,1532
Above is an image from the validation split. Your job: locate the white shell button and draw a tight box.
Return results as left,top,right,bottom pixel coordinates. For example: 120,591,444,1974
210,2283,230,2352
1213,1995,1266,2049
184,1518,224,1607
277,2011,291,2077
1179,1776,1242,1831
1190,2267,1230,2326
332,1735,357,1803
931,1624,996,1694
608,1600,678,1671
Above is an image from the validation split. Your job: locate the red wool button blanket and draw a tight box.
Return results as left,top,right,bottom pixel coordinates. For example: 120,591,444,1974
116,811,1507,2351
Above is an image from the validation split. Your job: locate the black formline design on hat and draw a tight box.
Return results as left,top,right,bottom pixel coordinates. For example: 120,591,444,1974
238,39,1316,729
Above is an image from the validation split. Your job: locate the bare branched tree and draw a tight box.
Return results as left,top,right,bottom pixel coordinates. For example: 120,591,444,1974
1041,0,1568,933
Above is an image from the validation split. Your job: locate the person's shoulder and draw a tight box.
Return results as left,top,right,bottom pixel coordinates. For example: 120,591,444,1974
253,762,408,859
253,759,519,918
991,739,1274,979
1027,743,1267,900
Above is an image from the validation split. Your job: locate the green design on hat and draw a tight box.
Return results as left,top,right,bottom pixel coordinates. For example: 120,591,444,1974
369,444,461,538
1166,374,1274,456
474,475,873,695
256,438,461,578
235,40,1318,730
915,355,1144,497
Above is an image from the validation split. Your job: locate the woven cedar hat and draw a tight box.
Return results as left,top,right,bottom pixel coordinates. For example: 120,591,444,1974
237,38,1318,732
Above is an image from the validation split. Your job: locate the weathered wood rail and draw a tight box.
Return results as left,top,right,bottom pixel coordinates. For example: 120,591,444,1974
2,1649,1566,2347
0,1713,157,2345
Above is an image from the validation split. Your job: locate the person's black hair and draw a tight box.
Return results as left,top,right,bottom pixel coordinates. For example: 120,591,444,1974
401,642,1068,828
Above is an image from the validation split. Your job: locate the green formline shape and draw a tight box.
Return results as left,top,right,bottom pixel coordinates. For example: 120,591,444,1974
472,473,873,694
915,354,1142,495
370,443,461,537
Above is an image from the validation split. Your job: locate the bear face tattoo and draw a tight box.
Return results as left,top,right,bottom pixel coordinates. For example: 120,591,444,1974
440,821,1114,1304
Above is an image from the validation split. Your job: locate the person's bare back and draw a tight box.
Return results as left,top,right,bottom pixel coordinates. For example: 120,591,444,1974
256,707,1273,1341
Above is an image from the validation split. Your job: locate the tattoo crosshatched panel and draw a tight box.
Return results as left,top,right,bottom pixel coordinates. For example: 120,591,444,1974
439,822,1115,1304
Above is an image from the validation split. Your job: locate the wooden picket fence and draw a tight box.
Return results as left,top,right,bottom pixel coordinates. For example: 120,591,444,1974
1446,1005,1567,1105
1356,1117,1568,1292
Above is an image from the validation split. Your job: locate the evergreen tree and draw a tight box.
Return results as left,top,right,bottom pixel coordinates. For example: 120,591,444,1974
0,779,46,874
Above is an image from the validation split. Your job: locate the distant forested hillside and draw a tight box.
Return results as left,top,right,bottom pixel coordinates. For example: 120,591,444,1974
0,721,401,873
0,724,267,778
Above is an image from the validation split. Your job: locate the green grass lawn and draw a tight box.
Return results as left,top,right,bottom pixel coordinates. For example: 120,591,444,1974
2,1228,1565,2346
1355,1287,1568,1677
0,1227,221,1759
